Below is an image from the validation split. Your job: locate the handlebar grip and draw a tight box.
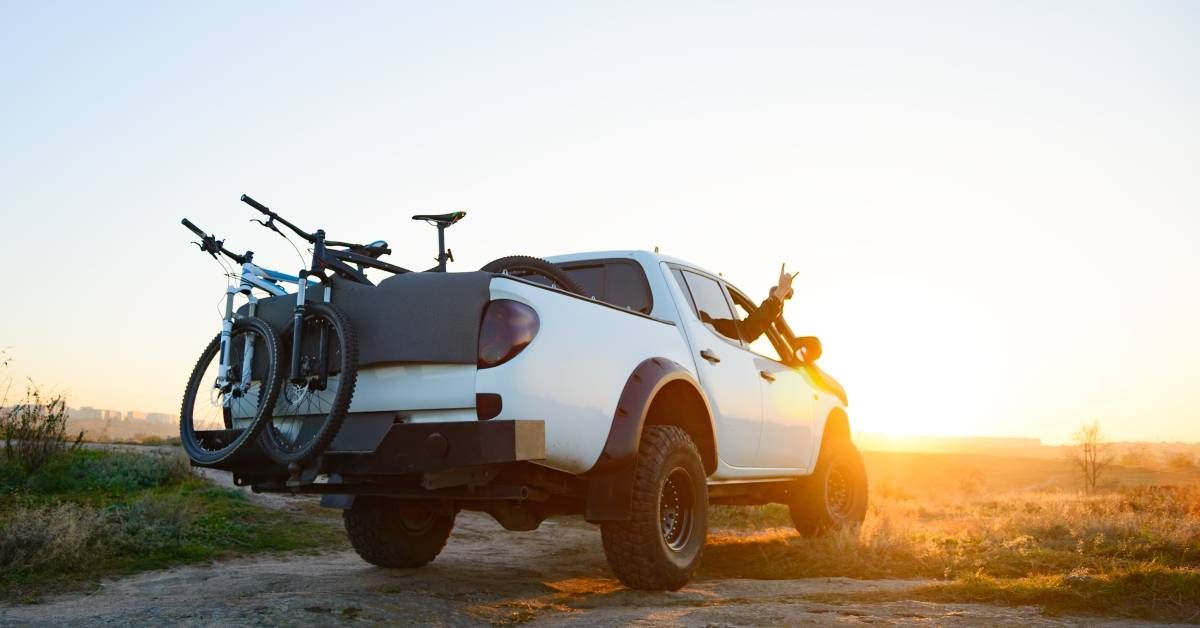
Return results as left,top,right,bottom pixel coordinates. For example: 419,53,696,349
181,218,207,238
240,194,270,214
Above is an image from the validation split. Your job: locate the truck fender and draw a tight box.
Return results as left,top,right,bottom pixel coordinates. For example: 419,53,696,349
801,407,853,470
584,357,716,521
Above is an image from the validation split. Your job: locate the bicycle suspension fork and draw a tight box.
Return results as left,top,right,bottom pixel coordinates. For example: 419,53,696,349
288,272,334,388
218,289,236,393
289,271,308,384
220,284,259,405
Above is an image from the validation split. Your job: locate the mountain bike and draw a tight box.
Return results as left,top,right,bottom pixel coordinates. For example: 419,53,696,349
178,219,297,465
236,194,408,469
178,208,396,469
244,195,582,292
180,196,584,470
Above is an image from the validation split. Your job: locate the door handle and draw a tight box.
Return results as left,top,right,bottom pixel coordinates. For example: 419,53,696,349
759,370,776,382
699,349,721,364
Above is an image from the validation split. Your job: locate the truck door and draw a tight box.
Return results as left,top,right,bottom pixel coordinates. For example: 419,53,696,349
728,288,817,470
668,267,764,467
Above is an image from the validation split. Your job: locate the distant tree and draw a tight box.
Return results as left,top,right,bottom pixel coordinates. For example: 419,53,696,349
1072,420,1113,494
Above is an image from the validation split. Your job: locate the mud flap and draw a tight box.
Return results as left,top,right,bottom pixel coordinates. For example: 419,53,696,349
584,463,638,522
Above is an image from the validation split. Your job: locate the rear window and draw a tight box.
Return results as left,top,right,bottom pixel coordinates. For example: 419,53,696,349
561,259,653,314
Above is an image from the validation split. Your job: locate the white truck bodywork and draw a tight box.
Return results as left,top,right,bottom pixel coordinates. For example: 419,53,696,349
338,249,847,483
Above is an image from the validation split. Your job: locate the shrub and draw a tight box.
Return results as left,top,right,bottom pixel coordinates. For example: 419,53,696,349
0,502,107,573
9,449,191,496
1165,452,1197,472
1,385,82,475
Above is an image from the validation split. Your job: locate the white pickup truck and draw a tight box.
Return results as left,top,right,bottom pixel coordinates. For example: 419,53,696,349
238,249,865,591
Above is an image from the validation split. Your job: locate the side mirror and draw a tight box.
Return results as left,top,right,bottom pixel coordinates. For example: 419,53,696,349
792,336,822,364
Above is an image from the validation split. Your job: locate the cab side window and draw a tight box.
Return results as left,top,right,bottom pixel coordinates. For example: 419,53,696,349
677,270,742,344
561,259,653,314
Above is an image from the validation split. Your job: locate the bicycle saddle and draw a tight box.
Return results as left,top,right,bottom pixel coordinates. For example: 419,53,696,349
412,211,466,226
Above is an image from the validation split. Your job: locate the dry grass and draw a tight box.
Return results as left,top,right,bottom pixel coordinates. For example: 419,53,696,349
702,450,1200,622
0,503,107,573
1,386,83,475
818,569,1200,623
0,448,343,601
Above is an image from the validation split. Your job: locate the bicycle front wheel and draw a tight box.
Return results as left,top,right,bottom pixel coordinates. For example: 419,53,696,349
261,302,359,466
180,317,282,466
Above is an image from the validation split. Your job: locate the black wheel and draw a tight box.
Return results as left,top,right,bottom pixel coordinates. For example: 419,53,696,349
480,255,585,296
788,438,868,536
260,302,358,466
600,425,708,591
344,498,456,568
179,317,282,466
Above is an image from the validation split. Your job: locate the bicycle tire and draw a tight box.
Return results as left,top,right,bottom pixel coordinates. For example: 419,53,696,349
260,302,359,466
179,317,282,466
479,255,585,296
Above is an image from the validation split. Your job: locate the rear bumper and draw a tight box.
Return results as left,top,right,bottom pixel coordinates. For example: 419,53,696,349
328,417,545,476
220,415,546,486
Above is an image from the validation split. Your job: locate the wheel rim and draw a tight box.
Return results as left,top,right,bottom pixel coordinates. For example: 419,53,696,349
269,314,345,453
825,460,855,520
660,467,695,552
396,503,436,534
186,328,269,454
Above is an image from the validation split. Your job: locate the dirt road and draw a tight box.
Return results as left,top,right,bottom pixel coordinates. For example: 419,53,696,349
0,468,1147,626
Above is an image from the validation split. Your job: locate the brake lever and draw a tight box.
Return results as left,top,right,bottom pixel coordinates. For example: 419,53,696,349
251,217,285,238
193,238,220,260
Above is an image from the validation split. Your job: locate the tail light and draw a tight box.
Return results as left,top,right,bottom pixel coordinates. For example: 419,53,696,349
478,299,539,368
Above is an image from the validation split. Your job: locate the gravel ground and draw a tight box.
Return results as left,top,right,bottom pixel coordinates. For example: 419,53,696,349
0,466,1164,627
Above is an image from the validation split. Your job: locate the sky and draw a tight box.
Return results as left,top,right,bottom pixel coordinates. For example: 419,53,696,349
1,1,1197,444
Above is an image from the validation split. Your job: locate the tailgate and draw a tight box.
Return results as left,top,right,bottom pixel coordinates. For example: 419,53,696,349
241,271,492,421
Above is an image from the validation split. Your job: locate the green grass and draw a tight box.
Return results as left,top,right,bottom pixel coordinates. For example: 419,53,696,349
0,449,342,601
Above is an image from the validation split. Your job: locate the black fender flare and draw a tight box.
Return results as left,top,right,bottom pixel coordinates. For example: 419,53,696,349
584,357,716,521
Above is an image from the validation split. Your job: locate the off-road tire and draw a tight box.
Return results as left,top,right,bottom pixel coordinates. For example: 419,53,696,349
343,497,456,568
788,437,868,536
600,425,708,591
260,302,358,466
480,255,586,296
179,317,282,466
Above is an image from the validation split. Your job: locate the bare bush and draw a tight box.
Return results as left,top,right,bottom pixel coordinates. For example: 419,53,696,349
1,385,83,474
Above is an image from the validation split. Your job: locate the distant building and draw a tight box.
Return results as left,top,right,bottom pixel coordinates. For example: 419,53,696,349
125,410,148,422
72,406,102,421
146,412,174,424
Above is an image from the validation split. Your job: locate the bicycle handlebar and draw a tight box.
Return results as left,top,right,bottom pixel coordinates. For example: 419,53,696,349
241,193,390,255
181,218,247,264
241,194,315,243
239,194,270,214
181,218,207,239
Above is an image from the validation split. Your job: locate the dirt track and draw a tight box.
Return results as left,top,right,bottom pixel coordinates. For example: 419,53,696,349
0,468,1154,627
